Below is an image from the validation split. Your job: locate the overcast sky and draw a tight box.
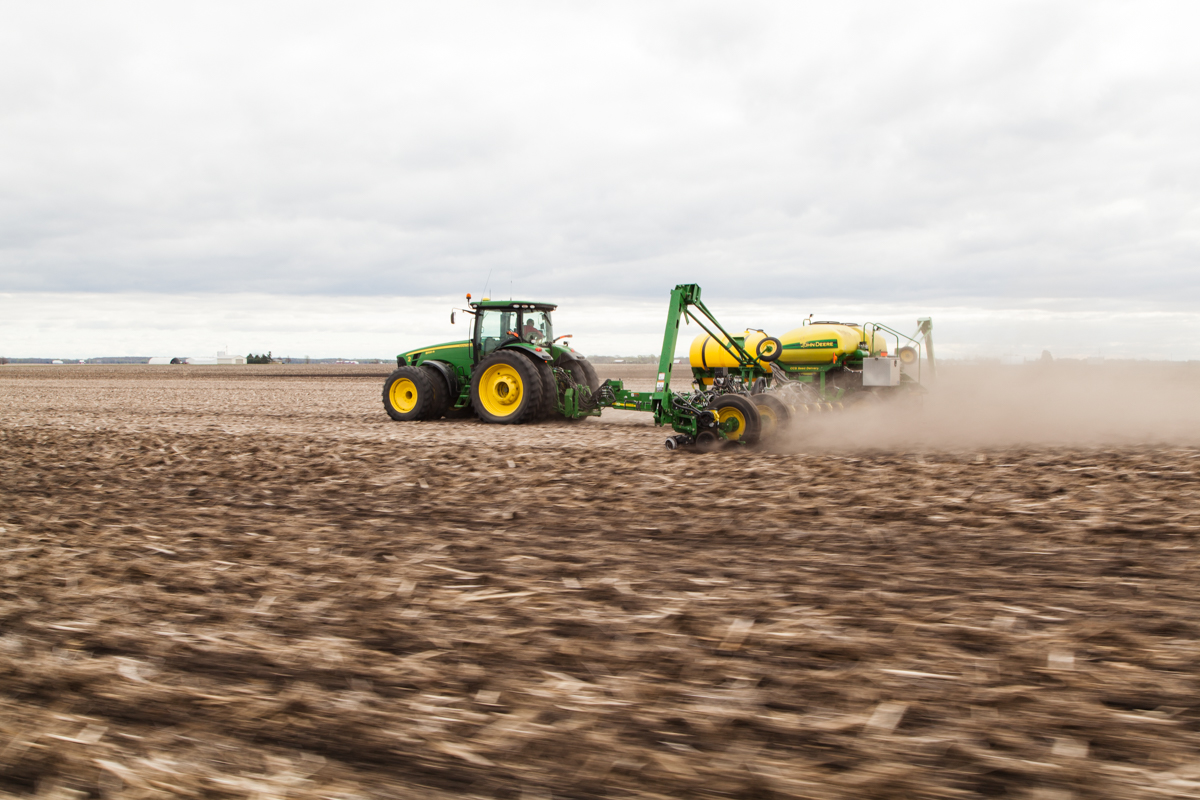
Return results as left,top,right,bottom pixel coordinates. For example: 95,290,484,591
2,1,1198,357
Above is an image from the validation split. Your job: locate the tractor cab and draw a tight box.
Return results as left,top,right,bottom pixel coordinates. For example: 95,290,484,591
470,299,557,363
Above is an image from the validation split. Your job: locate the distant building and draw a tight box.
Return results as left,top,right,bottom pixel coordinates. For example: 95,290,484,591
186,350,247,365
147,357,173,365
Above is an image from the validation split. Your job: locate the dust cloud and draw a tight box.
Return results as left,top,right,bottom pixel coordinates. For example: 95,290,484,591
777,361,1200,452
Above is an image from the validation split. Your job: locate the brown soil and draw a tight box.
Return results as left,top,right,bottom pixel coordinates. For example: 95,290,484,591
2,365,1200,799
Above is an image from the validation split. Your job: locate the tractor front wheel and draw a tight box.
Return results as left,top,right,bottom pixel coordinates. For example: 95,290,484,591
471,351,544,424
383,367,437,421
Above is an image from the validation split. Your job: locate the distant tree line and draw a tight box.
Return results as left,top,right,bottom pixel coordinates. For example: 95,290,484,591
247,351,274,364
587,355,660,364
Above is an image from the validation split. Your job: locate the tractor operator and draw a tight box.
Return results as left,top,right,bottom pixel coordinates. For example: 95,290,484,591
523,319,544,342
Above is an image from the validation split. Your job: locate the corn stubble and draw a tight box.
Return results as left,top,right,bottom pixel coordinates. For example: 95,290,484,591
2,366,1200,799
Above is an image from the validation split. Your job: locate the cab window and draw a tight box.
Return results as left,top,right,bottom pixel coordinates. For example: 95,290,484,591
519,311,552,345
477,309,515,357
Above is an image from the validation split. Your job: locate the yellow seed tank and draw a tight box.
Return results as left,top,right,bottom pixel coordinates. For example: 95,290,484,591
777,323,887,364
688,330,774,370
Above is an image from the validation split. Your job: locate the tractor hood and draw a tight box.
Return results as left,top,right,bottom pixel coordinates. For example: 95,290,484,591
399,340,471,361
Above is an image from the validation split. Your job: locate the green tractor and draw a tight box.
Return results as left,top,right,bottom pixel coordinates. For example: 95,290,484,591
384,285,933,451
382,295,603,424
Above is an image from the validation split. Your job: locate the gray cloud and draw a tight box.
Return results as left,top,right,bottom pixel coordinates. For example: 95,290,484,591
1,1,1198,304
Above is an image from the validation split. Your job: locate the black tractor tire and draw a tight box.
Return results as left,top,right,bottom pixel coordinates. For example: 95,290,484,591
575,358,600,391
420,365,451,420
563,362,588,391
706,394,762,445
383,367,437,421
471,350,544,424
751,393,791,438
556,359,598,421
534,359,557,420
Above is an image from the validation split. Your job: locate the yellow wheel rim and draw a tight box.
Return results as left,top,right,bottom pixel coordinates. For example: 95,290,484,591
716,406,747,441
759,341,779,358
389,378,419,414
478,362,524,417
757,404,777,434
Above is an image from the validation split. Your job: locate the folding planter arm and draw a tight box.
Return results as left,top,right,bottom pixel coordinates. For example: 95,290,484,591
654,283,757,398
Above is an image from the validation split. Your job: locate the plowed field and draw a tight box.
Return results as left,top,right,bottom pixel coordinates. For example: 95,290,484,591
3,365,1200,800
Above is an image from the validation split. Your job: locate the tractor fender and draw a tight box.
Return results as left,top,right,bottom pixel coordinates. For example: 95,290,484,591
500,343,554,362
421,360,459,398
552,350,582,367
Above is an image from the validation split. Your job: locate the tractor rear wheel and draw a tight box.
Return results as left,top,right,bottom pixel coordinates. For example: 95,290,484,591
471,351,544,424
534,359,556,420
751,394,791,439
383,367,437,421
579,359,600,391
565,358,600,395
558,359,599,421
564,361,589,387
706,394,762,445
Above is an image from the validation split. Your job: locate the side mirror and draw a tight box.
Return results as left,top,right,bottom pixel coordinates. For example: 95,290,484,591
450,311,456,324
